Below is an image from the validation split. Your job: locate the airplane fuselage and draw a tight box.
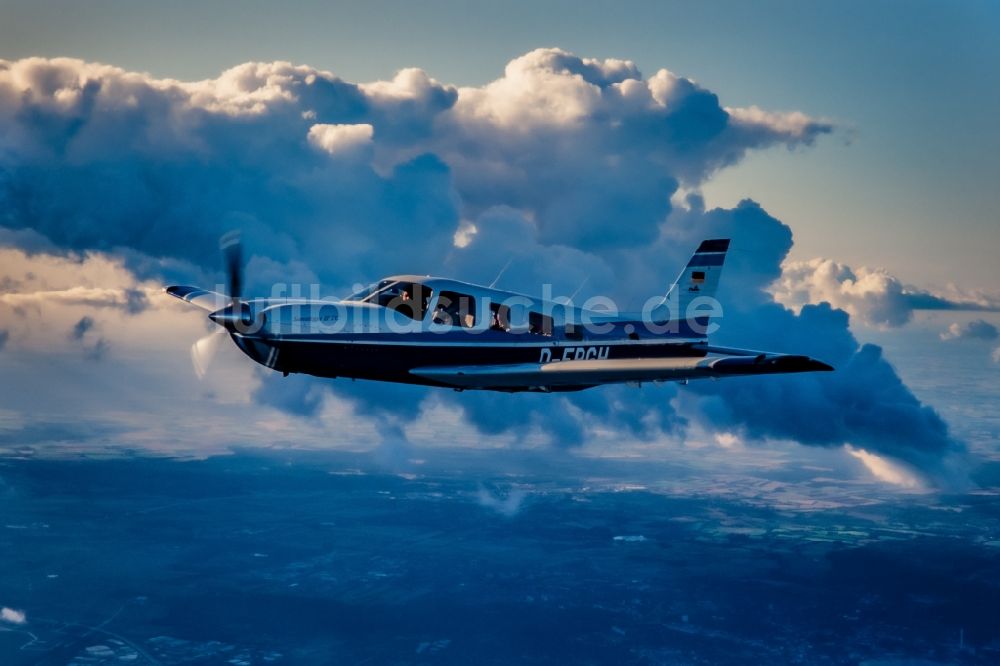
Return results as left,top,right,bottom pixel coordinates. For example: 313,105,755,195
232,308,709,392
168,240,833,392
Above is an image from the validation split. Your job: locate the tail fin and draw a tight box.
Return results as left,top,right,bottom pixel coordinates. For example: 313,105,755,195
650,239,730,331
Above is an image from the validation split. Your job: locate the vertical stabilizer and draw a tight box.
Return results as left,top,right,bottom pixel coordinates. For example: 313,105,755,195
650,239,730,333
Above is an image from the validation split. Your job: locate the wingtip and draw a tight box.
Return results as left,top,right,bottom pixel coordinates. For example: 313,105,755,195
165,285,196,299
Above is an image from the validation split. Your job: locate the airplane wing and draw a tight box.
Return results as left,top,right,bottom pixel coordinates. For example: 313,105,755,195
410,351,832,390
165,285,229,312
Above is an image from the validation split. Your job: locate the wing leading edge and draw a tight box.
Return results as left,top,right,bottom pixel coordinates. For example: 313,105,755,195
165,285,229,312
410,352,832,390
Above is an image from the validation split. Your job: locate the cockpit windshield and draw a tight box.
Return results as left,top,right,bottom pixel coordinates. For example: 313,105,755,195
347,280,432,320
346,281,389,302
344,280,389,301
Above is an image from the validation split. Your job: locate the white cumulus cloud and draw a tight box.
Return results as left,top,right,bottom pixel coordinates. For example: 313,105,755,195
773,258,998,328
940,319,998,341
1,607,26,624
307,123,374,157
0,49,970,481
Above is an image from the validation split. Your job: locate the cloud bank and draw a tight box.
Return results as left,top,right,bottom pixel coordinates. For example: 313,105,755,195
0,49,965,482
0,50,830,280
773,258,999,328
940,319,998,342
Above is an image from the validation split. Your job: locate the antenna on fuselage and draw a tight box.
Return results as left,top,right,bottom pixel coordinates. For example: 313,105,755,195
568,276,590,302
488,257,514,289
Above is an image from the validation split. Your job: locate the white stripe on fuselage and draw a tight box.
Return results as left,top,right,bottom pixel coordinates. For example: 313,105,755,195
236,335,705,348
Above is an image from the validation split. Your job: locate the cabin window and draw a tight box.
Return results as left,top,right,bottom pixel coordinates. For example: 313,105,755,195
433,291,477,328
391,282,431,321
528,311,553,336
356,280,431,320
489,303,511,332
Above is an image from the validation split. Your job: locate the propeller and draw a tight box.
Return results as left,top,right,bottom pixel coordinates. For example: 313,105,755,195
191,327,227,379
220,229,243,303
207,231,255,331
191,231,248,379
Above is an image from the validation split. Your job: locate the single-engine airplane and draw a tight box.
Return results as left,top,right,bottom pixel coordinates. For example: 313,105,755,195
166,236,832,392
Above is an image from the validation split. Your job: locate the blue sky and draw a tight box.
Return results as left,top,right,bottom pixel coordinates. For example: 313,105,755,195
3,0,998,289
0,1,997,490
